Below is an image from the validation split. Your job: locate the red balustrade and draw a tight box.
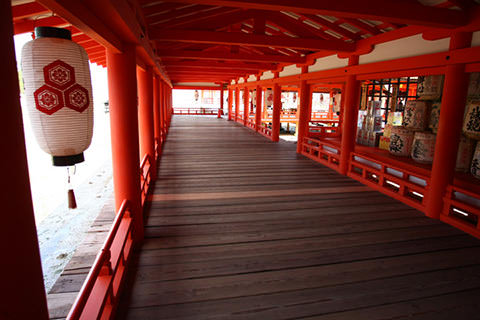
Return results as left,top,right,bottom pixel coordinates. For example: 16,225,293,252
67,200,134,320
441,185,480,238
301,137,341,171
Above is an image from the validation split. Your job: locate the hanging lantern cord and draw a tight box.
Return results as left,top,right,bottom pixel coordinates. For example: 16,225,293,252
67,166,77,209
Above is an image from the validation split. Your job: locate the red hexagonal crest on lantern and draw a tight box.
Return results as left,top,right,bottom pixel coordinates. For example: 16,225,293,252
34,85,65,115
43,60,76,90
64,84,90,112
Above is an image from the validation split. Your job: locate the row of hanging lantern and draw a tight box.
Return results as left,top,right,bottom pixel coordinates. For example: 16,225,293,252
21,26,94,208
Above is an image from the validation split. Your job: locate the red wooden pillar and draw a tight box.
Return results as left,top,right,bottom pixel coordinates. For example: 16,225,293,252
243,88,249,126
1,4,49,318
339,56,360,175
272,83,282,142
235,87,240,122
107,44,144,242
255,85,263,131
296,80,311,153
162,82,167,133
425,32,472,219
158,80,164,139
153,74,161,159
137,66,156,179
228,88,233,121
219,86,224,118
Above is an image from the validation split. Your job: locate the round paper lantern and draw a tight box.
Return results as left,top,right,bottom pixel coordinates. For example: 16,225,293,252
264,89,273,107
411,132,436,163
21,27,93,166
389,127,414,157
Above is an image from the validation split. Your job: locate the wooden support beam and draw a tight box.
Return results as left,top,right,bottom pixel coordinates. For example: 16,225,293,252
157,49,306,63
151,29,355,52
36,0,123,52
164,0,466,28
162,60,277,70
11,2,49,20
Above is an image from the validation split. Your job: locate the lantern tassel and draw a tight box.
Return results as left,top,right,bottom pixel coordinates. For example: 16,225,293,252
68,189,77,209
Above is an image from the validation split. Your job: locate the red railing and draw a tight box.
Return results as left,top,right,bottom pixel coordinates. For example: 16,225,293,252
173,107,218,115
246,118,256,130
441,185,480,238
140,154,152,206
258,125,272,139
67,200,134,320
348,152,430,212
309,125,341,138
301,137,341,171
262,110,339,122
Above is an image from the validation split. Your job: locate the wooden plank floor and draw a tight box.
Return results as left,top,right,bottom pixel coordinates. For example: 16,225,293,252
117,116,480,320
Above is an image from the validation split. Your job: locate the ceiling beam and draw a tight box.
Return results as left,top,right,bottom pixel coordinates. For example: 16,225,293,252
36,0,123,52
162,0,467,28
157,49,305,63
162,60,276,69
151,29,355,52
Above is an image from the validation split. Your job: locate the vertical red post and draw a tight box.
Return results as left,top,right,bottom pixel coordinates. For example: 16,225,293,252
1,4,49,318
255,85,263,131
425,32,472,219
107,44,144,242
339,56,360,175
161,82,167,134
235,87,240,122
296,80,311,153
153,74,161,159
137,66,156,179
228,87,233,121
243,88,249,126
272,83,282,142
219,86,224,118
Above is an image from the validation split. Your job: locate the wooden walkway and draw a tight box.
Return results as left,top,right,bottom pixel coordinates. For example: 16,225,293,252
117,116,480,320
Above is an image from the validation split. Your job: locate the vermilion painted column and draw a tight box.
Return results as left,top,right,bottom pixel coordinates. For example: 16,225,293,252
161,82,167,134
228,88,233,121
272,83,282,142
339,56,360,175
296,80,311,153
158,80,164,139
255,85,263,131
244,88,249,126
219,86,224,118
1,4,49,318
153,74,161,158
107,44,144,242
425,32,472,219
235,87,240,122
137,66,156,179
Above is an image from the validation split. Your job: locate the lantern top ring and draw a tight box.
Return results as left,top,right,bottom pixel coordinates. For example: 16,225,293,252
35,26,72,40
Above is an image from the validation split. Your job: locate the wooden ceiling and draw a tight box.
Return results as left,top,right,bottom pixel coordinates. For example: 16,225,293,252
10,0,479,85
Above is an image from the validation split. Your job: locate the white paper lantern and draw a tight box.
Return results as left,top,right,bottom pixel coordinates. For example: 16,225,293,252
21,27,93,166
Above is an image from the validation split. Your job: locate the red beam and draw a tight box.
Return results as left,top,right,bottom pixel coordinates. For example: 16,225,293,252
163,0,466,28
14,16,67,35
12,2,49,21
156,49,306,63
162,60,276,70
150,29,355,51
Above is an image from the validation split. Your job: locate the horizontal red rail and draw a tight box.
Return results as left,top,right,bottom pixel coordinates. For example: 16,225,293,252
301,137,341,171
309,125,341,138
246,118,256,130
258,125,273,139
348,152,430,212
67,200,133,320
173,107,218,115
441,185,480,238
140,154,152,206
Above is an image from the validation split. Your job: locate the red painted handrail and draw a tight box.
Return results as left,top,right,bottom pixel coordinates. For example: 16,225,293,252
67,199,133,320
173,107,218,115
140,154,152,206
441,184,480,238
301,137,341,170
